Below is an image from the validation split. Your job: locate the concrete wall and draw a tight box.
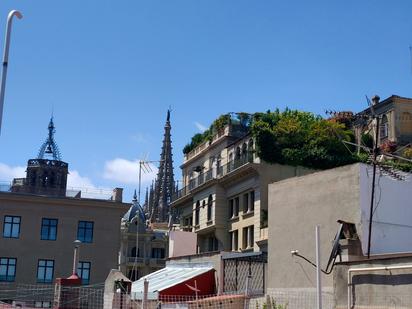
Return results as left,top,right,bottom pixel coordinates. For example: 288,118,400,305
0,192,127,288
334,256,412,309
267,162,412,292
359,165,412,255
267,164,362,290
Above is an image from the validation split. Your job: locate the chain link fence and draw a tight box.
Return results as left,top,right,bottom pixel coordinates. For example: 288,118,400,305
2,284,412,308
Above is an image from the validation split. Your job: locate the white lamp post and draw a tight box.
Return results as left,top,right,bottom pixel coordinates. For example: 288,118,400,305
72,239,81,276
0,10,23,135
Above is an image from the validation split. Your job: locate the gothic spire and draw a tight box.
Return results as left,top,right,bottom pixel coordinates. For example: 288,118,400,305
150,109,175,223
37,117,62,161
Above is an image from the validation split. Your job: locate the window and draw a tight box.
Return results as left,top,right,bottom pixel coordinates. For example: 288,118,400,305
41,218,58,240
0,258,16,282
234,197,239,217
34,301,51,308
77,261,91,285
194,201,200,226
131,247,139,257
37,260,54,283
207,195,213,222
152,248,165,259
3,216,21,238
229,197,239,218
230,230,238,251
208,236,218,252
183,216,193,231
380,115,389,141
243,193,249,213
250,191,255,212
242,226,254,249
77,221,94,243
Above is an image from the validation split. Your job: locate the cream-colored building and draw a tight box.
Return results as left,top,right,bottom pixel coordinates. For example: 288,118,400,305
171,117,311,253
354,95,412,148
119,193,168,281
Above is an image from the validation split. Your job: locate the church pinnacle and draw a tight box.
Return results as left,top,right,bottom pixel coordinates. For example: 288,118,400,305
149,109,175,223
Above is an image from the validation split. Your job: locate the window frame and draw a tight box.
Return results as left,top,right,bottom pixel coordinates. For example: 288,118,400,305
37,259,54,283
207,195,213,222
41,218,58,241
77,221,94,243
194,201,200,226
77,261,91,285
3,215,21,239
0,257,17,282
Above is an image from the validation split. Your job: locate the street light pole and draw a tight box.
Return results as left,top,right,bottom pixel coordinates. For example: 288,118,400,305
0,10,23,135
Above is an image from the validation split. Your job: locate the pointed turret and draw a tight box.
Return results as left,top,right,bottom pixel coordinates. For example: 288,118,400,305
11,117,68,196
150,110,175,223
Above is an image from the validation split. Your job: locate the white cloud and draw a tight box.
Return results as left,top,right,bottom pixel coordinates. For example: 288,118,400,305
103,158,157,185
67,170,96,189
194,122,207,132
0,163,25,182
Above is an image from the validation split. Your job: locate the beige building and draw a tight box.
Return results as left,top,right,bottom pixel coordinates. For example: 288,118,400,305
171,117,311,253
0,188,127,287
354,95,412,148
0,118,129,306
119,193,168,281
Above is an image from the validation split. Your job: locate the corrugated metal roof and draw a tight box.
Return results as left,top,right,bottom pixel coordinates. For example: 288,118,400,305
131,265,214,300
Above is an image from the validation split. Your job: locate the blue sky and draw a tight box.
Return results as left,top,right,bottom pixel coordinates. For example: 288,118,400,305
0,1,412,202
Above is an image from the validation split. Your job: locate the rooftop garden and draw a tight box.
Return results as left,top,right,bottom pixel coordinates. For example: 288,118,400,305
183,108,412,171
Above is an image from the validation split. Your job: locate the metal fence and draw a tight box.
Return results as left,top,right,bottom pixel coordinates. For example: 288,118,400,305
173,154,254,201
222,252,267,295
2,284,412,309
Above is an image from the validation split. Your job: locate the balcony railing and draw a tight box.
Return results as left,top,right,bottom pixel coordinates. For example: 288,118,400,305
127,257,144,264
173,153,253,201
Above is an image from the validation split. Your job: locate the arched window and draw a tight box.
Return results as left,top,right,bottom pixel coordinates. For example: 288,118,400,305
207,195,213,221
216,155,222,176
380,115,389,141
248,139,254,161
241,143,247,160
195,201,200,226
131,247,138,257
235,146,241,160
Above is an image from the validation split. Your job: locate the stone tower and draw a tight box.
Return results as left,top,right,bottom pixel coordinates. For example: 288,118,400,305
11,117,68,196
149,110,175,223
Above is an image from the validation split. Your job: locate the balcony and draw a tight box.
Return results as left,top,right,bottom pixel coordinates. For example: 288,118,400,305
127,257,145,264
173,154,254,202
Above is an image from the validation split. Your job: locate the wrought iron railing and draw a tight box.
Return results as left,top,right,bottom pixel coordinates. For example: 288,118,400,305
173,153,253,201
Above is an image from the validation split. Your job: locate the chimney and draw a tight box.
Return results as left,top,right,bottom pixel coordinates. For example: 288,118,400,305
371,95,380,106
112,188,123,202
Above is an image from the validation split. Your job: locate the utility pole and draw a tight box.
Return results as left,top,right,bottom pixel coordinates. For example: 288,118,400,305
367,113,380,258
0,10,23,135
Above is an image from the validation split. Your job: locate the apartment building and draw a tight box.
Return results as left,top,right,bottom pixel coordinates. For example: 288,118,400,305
171,116,311,253
119,192,168,281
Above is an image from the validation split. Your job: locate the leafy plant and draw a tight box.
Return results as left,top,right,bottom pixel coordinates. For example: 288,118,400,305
251,109,357,170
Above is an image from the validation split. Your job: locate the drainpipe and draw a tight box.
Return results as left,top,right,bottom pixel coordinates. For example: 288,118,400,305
347,264,412,309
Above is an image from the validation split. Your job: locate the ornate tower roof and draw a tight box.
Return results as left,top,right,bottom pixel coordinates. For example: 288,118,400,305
37,117,62,161
123,190,146,224
11,117,68,197
150,109,175,223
